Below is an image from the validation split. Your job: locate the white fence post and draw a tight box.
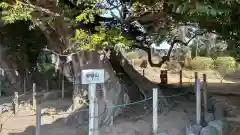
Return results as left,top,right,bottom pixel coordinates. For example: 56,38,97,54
89,83,96,135
36,105,41,135
33,83,37,110
13,92,19,115
153,88,158,135
203,74,208,122
61,79,64,98
196,79,201,125
94,96,99,135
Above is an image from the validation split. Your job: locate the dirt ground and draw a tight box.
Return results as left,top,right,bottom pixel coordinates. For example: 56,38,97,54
0,97,196,135
1,59,240,135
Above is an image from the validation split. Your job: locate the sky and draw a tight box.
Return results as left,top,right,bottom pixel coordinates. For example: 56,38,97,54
101,7,121,18
99,2,172,50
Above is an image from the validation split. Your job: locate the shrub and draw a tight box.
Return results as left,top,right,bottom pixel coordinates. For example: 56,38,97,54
214,57,236,70
188,57,214,70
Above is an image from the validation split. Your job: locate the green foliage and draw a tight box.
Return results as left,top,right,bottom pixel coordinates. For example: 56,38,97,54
187,57,214,70
72,26,132,51
0,0,132,52
214,57,236,70
0,1,33,24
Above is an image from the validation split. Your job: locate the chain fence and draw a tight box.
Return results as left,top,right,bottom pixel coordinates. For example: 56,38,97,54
0,88,192,134
1,68,239,135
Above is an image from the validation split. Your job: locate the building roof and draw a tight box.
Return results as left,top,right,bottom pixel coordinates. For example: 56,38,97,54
151,41,171,50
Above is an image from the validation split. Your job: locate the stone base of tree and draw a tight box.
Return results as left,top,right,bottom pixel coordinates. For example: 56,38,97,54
200,126,218,135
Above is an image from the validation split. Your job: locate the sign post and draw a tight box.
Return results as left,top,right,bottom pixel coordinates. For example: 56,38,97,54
82,69,104,135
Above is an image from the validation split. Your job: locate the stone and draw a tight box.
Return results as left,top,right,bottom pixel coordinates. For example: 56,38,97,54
207,97,215,112
213,103,224,120
200,126,217,135
185,122,202,135
204,113,214,123
0,103,12,114
208,120,228,135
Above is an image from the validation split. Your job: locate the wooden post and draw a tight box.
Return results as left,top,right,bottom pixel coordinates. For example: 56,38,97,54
196,79,201,125
61,78,64,98
203,74,208,122
13,92,19,115
194,72,198,85
153,88,158,135
36,105,41,135
23,77,26,94
33,83,37,110
179,70,183,86
58,71,61,89
46,80,49,92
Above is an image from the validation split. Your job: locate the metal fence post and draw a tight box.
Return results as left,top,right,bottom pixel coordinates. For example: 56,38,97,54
36,105,41,135
196,79,201,125
33,83,37,110
153,88,158,135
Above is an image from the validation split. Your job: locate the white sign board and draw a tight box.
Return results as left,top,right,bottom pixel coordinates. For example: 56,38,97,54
81,69,105,84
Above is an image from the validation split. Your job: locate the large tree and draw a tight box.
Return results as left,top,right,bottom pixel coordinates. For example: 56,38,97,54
1,0,240,125
0,0,167,125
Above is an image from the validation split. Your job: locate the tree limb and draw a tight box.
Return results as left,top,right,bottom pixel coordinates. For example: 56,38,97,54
146,30,207,67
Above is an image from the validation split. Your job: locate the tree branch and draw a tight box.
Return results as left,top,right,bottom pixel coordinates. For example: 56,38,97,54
145,30,207,67
19,1,60,17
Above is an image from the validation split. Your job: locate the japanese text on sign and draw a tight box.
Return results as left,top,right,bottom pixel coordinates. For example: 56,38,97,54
81,69,105,84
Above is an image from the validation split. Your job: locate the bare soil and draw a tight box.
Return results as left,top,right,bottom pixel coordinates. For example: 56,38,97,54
1,59,240,135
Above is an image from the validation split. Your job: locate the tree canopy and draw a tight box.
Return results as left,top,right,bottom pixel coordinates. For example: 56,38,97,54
0,0,240,57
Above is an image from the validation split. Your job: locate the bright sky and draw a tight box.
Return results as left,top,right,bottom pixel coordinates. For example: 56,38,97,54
101,8,121,18
100,3,171,49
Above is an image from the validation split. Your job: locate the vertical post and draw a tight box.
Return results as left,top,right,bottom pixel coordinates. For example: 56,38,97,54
58,71,61,89
94,96,99,135
196,79,201,125
179,70,183,86
61,78,64,98
153,88,158,135
142,69,145,76
13,92,19,115
0,80,2,97
23,77,26,94
110,116,113,127
33,83,37,110
25,69,28,91
89,83,96,135
194,72,198,86
46,80,49,92
203,74,208,121
36,105,41,135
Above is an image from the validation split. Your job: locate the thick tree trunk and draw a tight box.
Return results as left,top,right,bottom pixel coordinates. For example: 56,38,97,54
62,51,131,126
29,0,169,126
0,45,22,95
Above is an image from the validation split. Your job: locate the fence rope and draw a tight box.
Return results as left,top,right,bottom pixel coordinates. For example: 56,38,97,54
0,91,191,133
